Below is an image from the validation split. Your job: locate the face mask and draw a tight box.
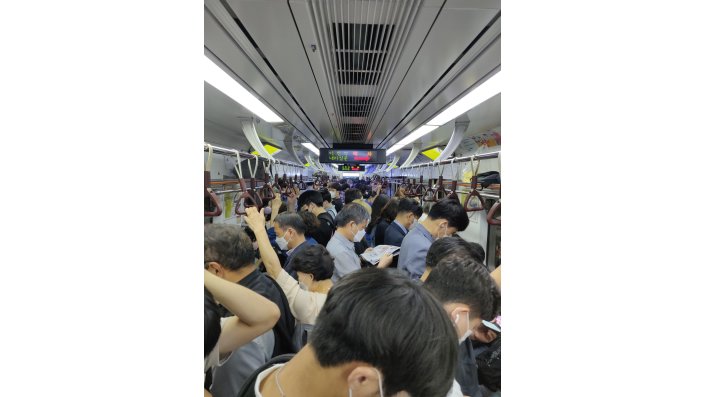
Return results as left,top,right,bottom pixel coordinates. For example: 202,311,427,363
353,229,366,242
349,368,384,397
454,311,473,344
435,224,449,241
275,231,290,250
331,191,337,199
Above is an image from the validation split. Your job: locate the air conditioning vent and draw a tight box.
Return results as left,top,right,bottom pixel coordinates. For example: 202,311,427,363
308,0,422,142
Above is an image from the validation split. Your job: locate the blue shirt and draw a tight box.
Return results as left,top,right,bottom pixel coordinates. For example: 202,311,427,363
398,223,434,281
326,231,360,283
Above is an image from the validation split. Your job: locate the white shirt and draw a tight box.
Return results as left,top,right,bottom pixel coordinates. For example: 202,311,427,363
275,270,328,325
254,363,285,397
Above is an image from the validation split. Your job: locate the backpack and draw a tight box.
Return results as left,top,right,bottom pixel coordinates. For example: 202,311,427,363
474,336,501,392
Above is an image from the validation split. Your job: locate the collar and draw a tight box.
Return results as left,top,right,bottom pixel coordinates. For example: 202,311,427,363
393,219,408,234
415,223,434,242
332,230,354,250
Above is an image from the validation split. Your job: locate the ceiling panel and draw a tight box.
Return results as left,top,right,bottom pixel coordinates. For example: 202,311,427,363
370,3,500,147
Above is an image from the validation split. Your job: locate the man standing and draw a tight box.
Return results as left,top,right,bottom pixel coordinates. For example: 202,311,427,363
398,198,469,281
384,197,422,247
297,190,335,247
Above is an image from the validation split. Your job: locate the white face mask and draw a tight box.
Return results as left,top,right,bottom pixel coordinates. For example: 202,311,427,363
275,231,290,250
353,229,366,242
349,368,384,397
454,311,473,344
331,191,337,199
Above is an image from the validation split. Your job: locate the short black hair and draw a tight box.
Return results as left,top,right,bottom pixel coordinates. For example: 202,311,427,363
298,210,321,237
204,224,256,270
344,188,362,204
298,190,324,208
310,268,458,397
329,182,342,191
340,182,350,191
428,198,470,231
204,288,221,358
335,202,371,228
467,241,486,263
274,212,306,235
426,236,479,268
424,254,500,321
320,189,332,204
290,245,334,280
397,197,422,218
242,226,256,242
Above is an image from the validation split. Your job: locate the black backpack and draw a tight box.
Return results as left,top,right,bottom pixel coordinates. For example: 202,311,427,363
474,336,501,392
236,354,295,397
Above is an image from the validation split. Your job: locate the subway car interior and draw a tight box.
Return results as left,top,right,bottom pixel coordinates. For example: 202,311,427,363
204,1,501,396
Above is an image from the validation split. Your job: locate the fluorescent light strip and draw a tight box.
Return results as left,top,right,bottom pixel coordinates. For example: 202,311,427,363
342,172,361,178
302,142,319,156
428,71,501,127
386,71,501,156
387,125,439,155
204,55,283,123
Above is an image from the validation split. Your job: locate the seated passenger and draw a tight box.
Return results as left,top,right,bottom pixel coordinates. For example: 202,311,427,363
238,268,459,397
424,255,501,397
398,198,469,281
204,271,280,395
244,207,333,326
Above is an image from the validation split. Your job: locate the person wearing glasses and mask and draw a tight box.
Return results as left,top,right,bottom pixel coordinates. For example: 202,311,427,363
326,203,392,282
424,255,501,397
398,198,469,281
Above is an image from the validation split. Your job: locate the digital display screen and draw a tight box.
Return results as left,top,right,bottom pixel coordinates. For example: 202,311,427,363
338,165,366,171
319,149,387,164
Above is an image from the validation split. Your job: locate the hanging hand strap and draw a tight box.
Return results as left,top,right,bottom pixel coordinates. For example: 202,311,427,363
204,144,222,217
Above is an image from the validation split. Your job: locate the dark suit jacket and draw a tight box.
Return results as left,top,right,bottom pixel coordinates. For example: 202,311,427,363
384,221,407,247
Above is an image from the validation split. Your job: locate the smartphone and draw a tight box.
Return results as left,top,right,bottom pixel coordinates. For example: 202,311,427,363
482,320,501,333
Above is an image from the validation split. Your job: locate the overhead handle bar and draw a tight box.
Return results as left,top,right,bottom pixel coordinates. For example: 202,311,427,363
487,201,501,225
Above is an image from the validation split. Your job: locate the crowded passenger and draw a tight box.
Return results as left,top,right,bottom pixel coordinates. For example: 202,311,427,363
270,210,317,275
384,197,423,247
319,189,337,219
238,268,460,397
326,182,343,212
373,198,399,246
398,198,470,281
204,271,280,396
297,190,335,247
365,193,390,246
424,254,501,397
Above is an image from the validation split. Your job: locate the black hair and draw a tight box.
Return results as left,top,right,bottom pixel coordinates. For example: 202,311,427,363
397,197,422,218
380,197,400,223
340,182,350,191
204,224,256,271
298,190,324,208
298,210,321,238
204,288,221,358
290,245,334,280
273,212,306,235
310,268,458,397
335,202,371,228
424,254,501,321
329,182,342,191
428,198,470,231
467,241,486,263
426,236,479,269
242,226,256,242
320,189,332,204
344,188,362,204
366,194,390,234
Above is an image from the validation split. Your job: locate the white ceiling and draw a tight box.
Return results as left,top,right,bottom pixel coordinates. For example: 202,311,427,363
204,0,500,163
